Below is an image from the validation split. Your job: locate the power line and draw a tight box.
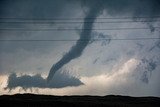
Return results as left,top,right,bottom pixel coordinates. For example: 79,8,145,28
0,27,159,31
0,16,160,20
0,20,160,24
0,38,159,42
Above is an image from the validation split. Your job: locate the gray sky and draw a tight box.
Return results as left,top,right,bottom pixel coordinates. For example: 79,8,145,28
0,0,160,96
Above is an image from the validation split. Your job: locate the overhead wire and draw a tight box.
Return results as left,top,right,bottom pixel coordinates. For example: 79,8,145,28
0,16,159,42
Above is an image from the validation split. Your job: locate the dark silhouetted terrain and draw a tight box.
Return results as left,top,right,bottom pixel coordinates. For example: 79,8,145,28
0,94,160,107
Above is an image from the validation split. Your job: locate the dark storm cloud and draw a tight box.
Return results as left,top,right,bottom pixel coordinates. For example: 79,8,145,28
136,58,157,84
81,0,160,16
0,0,80,54
6,70,83,90
0,0,69,18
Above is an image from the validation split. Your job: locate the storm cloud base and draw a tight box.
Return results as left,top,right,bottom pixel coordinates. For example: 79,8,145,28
5,71,84,90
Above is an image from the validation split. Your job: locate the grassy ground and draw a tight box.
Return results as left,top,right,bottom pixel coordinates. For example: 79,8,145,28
0,94,160,107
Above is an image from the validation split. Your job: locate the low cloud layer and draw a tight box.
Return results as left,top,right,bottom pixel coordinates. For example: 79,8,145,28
1,58,159,97
5,70,83,90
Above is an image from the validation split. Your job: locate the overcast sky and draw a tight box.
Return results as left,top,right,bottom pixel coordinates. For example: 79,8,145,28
0,0,160,96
